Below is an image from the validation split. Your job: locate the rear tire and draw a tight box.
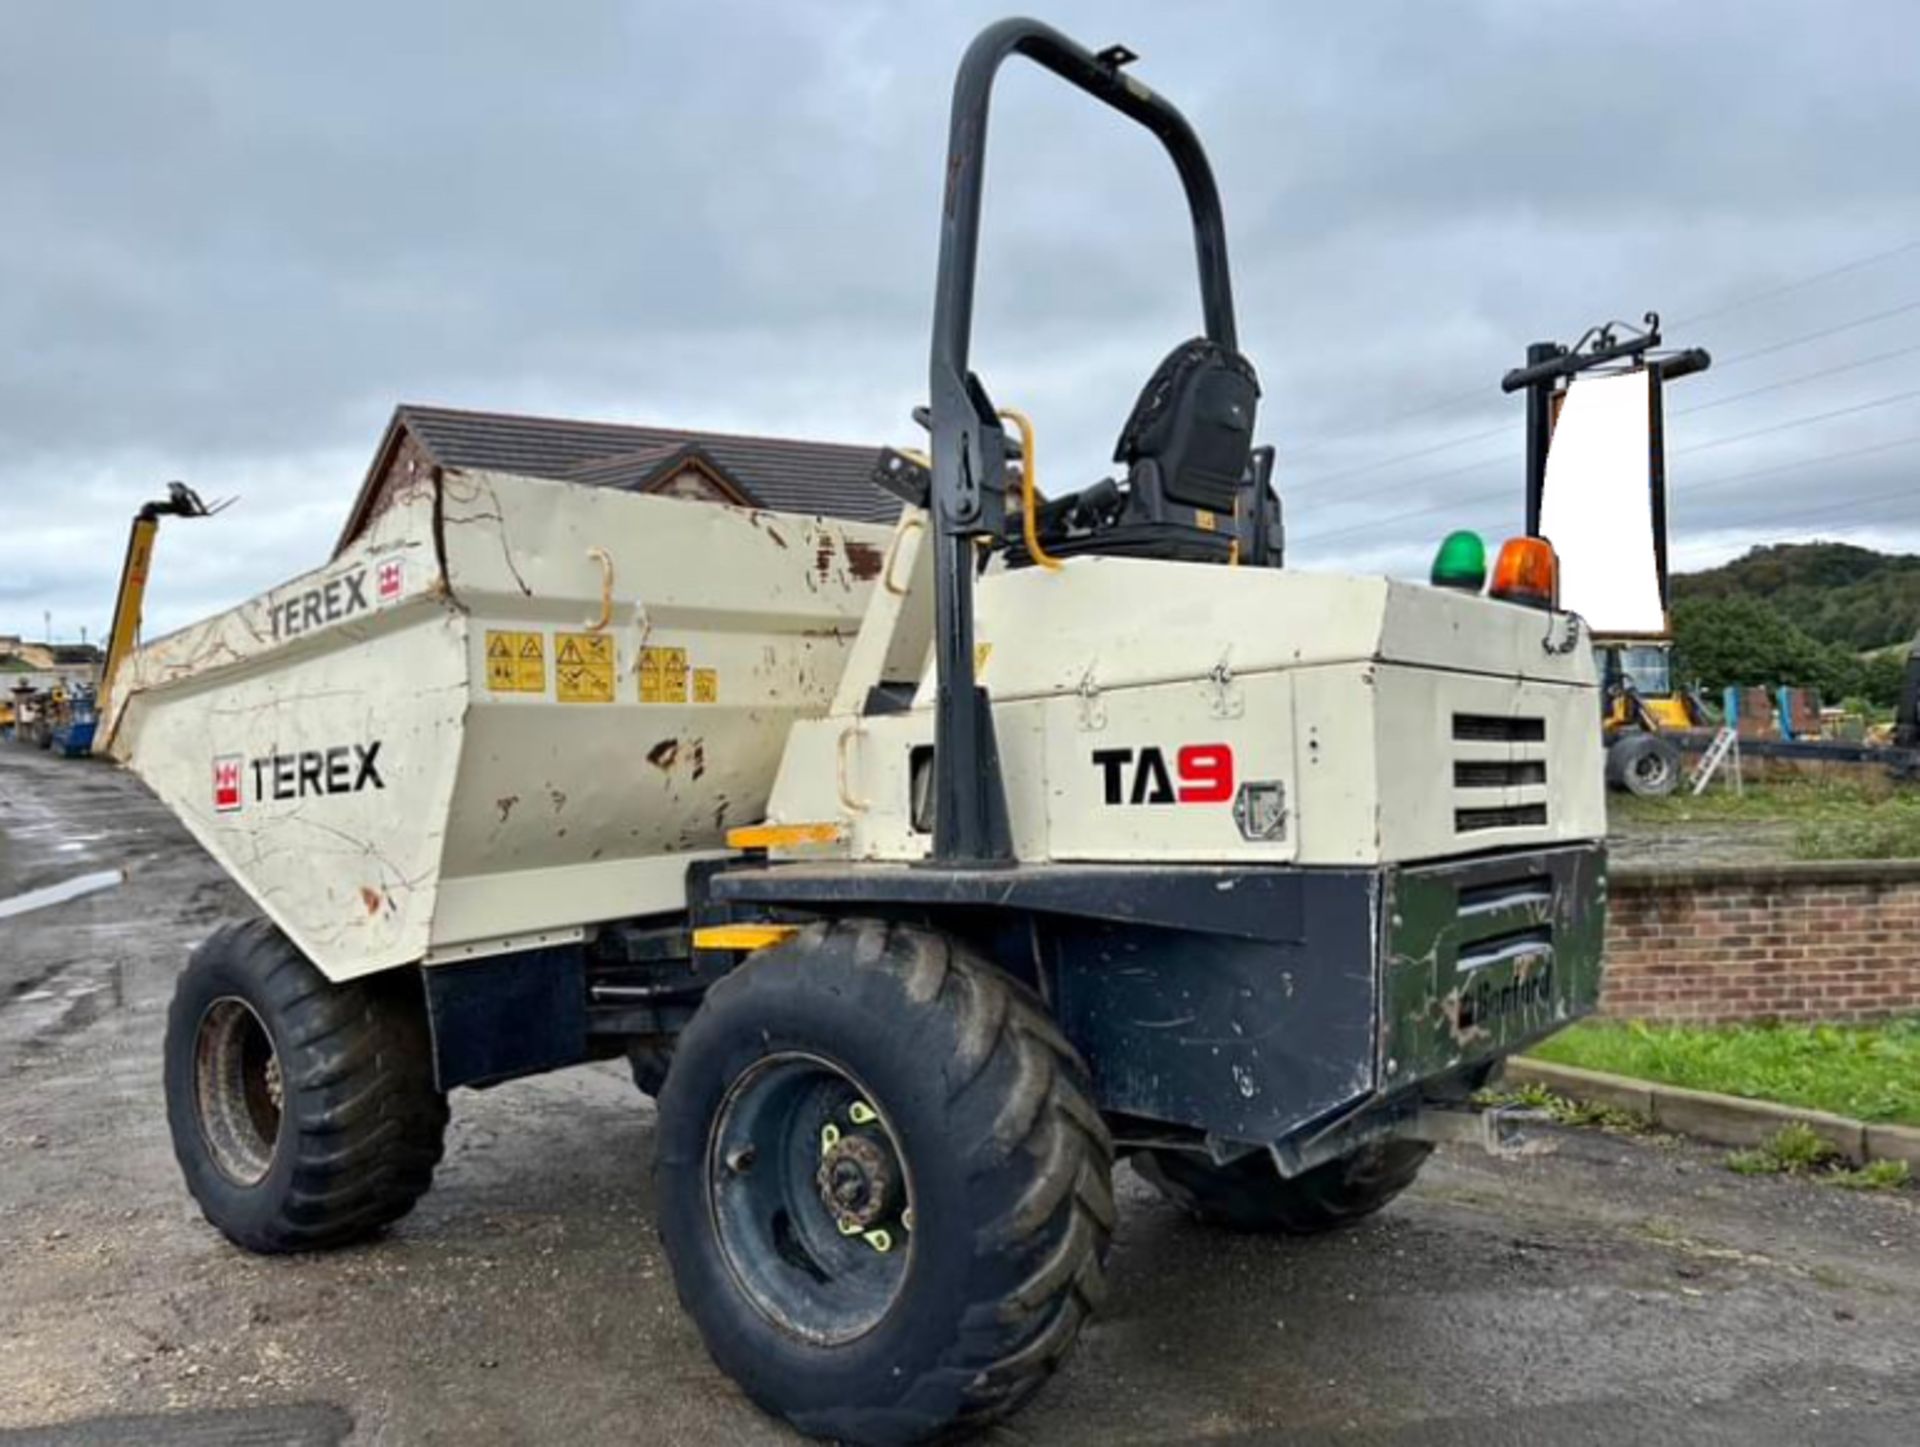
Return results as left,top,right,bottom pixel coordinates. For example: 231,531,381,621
654,920,1114,1445
1134,1140,1430,1235
163,919,448,1254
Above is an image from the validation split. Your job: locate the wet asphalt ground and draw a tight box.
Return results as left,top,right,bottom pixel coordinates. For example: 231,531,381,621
2,744,1918,1445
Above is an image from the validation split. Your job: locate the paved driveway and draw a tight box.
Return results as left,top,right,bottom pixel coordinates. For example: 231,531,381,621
3,746,1917,1445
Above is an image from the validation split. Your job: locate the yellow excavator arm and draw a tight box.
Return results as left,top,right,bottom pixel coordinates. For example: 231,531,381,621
95,482,226,750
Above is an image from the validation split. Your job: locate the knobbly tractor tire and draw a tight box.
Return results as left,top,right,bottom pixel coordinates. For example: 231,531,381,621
625,1043,673,1097
654,920,1114,1445
163,918,449,1254
1135,1139,1431,1235
1610,732,1683,798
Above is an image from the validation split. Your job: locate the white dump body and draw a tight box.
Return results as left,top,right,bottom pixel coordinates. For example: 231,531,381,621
102,469,889,979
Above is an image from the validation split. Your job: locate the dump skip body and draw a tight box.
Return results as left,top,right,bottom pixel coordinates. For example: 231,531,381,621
102,468,890,978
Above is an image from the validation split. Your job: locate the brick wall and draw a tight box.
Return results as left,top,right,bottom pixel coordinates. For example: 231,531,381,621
1602,861,1920,1024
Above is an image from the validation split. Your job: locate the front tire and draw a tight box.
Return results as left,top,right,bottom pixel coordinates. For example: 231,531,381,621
655,920,1114,1445
1135,1140,1431,1235
163,919,448,1254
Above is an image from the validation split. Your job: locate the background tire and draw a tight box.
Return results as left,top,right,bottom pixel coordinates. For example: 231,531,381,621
1134,1140,1430,1235
1611,733,1683,798
163,918,448,1254
655,920,1113,1445
625,1042,673,1097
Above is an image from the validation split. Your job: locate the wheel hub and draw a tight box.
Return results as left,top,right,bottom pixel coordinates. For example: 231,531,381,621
193,996,284,1187
817,1132,897,1231
707,1053,917,1345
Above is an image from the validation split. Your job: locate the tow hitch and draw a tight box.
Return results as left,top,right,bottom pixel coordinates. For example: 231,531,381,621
1409,1103,1557,1158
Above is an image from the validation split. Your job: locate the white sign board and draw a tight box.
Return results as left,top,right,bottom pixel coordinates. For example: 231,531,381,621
1538,368,1666,635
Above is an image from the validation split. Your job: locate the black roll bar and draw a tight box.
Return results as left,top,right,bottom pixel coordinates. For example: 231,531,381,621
925,17,1241,863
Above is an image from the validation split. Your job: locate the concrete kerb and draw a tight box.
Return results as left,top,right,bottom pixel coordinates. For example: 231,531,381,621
1504,1057,1920,1171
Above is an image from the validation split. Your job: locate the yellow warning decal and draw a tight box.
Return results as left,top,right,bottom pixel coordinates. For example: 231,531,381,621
555,632,615,703
974,641,993,674
484,630,546,693
1194,509,1217,532
692,667,718,704
639,646,689,703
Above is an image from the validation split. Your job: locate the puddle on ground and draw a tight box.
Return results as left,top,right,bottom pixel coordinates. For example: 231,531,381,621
0,869,125,921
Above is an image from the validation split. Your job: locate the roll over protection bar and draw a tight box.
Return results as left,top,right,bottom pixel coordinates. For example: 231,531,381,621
925,17,1242,863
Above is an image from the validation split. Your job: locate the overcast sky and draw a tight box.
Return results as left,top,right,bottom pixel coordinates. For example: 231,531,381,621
5,1,1919,642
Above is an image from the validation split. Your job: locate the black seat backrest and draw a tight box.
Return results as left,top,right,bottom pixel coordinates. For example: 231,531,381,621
1114,338,1260,514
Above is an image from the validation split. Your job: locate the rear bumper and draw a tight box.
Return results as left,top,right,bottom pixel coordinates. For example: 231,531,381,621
1379,843,1606,1097
709,844,1608,1156
1042,843,1606,1156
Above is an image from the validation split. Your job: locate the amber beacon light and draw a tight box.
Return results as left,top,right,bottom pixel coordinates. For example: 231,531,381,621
1488,536,1559,610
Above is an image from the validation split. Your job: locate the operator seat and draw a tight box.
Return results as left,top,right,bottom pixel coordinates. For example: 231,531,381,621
1012,337,1280,566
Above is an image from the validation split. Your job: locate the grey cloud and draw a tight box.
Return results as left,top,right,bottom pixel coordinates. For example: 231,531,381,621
3,0,1918,642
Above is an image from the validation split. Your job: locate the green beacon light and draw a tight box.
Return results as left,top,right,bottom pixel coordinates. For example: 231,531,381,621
1430,530,1487,592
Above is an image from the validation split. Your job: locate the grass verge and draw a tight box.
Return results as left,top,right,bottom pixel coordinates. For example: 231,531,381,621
1725,1123,1911,1191
1474,1081,1652,1134
1529,1017,1920,1127
1608,776,1920,860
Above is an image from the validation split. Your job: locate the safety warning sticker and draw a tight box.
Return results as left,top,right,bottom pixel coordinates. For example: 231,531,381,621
485,630,547,693
556,632,615,703
692,667,718,704
639,646,689,704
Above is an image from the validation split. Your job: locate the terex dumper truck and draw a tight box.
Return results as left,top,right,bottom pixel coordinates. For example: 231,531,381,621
99,19,1607,1444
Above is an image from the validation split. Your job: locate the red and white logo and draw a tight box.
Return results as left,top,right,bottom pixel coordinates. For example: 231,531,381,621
213,755,244,813
377,559,404,602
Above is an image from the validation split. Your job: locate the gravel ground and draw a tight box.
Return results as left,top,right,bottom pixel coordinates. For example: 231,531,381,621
3,745,1918,1446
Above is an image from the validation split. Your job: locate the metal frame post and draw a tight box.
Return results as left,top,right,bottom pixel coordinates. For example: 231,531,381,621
926,17,1241,862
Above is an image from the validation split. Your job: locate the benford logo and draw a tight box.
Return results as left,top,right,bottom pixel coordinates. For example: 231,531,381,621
378,559,404,601
212,755,244,812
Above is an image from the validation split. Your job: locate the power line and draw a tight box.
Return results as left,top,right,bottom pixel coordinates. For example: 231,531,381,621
1663,512,1920,575
1708,297,1920,372
1282,243,1920,470
1299,332,1920,500
1672,385,1920,458
1306,379,1920,522
1672,237,1920,328
1675,343,1920,417
1688,484,1920,538
1673,431,1920,502
1289,435,1513,512
1282,326,1920,502
1288,419,1510,490
1282,380,1494,462
1293,426,1920,551
1290,478,1509,550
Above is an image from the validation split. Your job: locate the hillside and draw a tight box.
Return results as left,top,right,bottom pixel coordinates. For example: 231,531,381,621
1672,542,1920,652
